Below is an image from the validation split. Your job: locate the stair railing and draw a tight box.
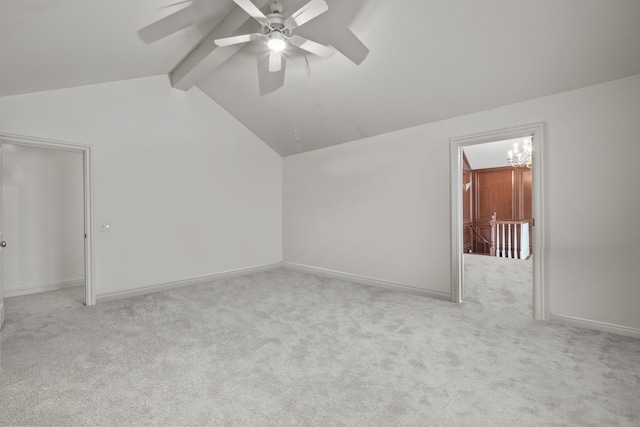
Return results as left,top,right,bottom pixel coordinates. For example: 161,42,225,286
489,212,531,259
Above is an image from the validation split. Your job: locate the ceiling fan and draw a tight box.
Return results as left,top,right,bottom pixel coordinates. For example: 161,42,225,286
139,0,369,93
215,0,333,74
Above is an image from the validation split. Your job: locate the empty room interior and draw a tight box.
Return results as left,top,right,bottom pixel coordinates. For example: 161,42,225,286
0,0,639,425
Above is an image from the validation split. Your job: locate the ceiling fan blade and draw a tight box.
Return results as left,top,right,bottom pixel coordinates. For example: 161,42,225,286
329,29,369,65
232,0,270,26
138,4,199,43
215,33,263,47
289,35,333,57
159,1,192,9
269,50,282,72
258,54,285,95
285,0,329,29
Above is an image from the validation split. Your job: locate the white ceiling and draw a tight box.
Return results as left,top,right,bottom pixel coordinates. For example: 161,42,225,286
2,0,640,156
463,137,526,170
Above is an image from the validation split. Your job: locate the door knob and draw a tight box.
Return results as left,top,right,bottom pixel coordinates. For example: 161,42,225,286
0,241,6,248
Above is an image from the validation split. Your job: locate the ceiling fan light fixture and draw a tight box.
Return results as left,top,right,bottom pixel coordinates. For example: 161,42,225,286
267,31,286,52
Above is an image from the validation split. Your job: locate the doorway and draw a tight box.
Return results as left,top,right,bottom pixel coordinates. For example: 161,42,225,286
449,123,548,320
0,133,94,310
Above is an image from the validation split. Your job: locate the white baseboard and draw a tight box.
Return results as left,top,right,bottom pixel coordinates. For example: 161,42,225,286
96,262,283,303
283,262,452,302
4,279,84,298
550,314,640,339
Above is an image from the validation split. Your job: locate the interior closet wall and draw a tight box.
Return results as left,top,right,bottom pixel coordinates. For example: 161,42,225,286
2,143,84,296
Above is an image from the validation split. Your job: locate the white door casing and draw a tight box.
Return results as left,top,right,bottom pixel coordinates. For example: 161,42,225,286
449,123,548,320
0,133,95,307
0,142,4,329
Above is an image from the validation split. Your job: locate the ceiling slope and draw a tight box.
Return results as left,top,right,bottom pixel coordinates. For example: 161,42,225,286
2,0,640,156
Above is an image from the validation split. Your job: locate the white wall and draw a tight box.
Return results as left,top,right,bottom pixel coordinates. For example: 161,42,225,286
2,144,84,296
284,74,640,331
0,75,282,297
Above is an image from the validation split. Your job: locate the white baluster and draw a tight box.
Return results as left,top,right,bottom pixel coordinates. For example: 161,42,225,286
514,224,519,259
520,222,530,259
507,224,512,258
501,224,505,257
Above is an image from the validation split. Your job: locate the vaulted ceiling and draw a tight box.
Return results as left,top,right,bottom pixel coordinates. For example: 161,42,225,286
2,0,640,156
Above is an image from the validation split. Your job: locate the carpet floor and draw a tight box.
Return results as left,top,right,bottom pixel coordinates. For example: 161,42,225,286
0,266,638,426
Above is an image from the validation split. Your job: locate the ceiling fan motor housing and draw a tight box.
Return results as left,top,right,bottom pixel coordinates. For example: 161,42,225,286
266,11,288,36
269,2,284,14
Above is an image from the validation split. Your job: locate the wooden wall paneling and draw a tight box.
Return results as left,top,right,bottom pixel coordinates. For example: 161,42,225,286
521,168,532,220
463,221,473,253
463,161,533,256
470,166,533,255
521,168,533,253
473,224,493,254
474,167,517,222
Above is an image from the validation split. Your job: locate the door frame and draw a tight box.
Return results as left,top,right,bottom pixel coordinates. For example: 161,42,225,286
449,123,548,320
0,133,95,306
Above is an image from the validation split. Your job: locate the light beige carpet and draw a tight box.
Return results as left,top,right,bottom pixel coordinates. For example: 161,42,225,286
1,267,638,426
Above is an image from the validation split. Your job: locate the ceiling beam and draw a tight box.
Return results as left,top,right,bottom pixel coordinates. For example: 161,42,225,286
170,0,271,91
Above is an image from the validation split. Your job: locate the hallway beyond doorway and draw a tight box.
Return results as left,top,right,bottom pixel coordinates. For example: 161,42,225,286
463,253,532,316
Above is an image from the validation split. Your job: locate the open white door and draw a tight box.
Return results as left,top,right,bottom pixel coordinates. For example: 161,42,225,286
0,142,5,329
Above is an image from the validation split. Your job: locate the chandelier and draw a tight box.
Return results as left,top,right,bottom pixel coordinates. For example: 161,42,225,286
507,137,532,168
